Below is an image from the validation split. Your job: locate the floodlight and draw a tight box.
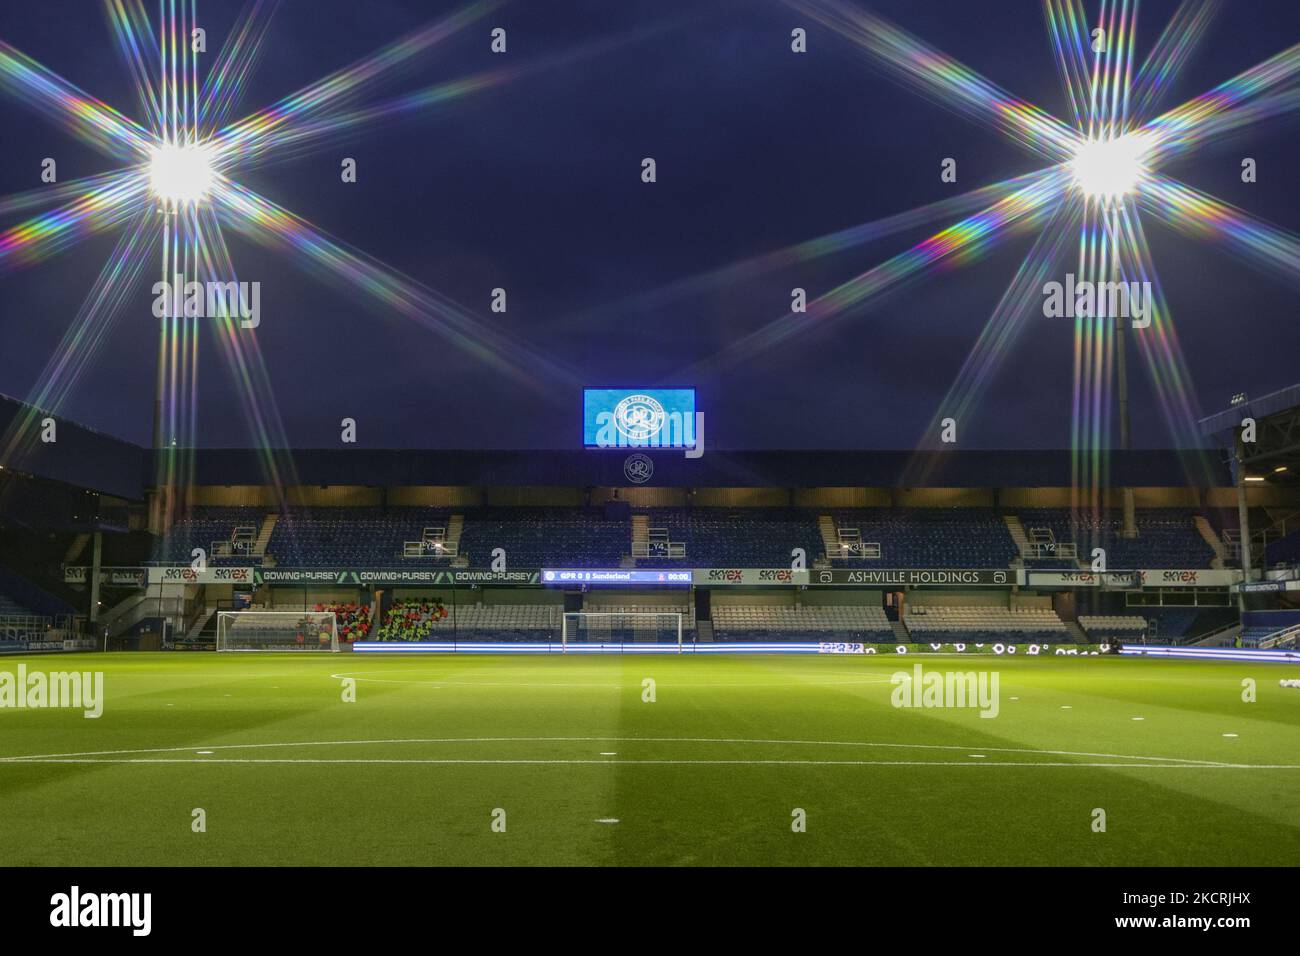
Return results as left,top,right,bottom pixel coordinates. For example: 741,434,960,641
148,141,215,205
1069,134,1149,200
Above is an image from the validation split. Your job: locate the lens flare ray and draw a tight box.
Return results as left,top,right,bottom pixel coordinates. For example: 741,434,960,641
209,2,497,171
104,0,164,130
788,0,1081,162
911,199,1083,468
0,208,163,466
0,170,149,270
687,167,1070,378
557,169,1059,336
198,0,279,134
653,0,1300,507
1141,41,1300,165
1140,176,1300,289
1044,0,1094,131
212,178,581,392
1,0,586,490
0,38,153,158
1128,0,1221,120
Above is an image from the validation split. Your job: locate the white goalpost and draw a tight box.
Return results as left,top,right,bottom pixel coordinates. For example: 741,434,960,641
561,611,684,652
216,610,340,652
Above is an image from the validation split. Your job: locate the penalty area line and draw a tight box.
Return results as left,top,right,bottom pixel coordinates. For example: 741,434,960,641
0,735,1239,767
0,757,1296,769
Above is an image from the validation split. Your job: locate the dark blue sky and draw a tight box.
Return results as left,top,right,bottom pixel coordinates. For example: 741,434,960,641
0,0,1297,450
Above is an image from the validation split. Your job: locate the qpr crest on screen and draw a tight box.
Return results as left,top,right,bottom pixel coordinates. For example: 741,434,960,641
614,394,666,442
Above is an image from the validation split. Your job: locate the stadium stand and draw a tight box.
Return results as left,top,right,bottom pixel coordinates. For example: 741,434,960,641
0,566,73,643
573,604,695,642
1264,528,1300,568
1143,607,1198,640
1016,509,1215,568
1077,615,1147,640
149,505,1235,572
639,508,823,567
1240,610,1300,648
826,509,1018,568
375,599,448,641
314,602,372,643
1136,607,1236,643
457,508,626,569
377,601,561,641
0,593,35,618
903,605,1067,641
268,508,453,566
711,604,892,642
155,506,266,564
1241,624,1274,647
0,592,45,643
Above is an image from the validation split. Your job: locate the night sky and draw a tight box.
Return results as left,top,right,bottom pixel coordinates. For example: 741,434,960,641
0,0,1297,451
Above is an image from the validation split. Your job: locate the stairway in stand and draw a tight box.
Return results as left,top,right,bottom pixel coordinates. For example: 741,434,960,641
630,514,649,564
1192,515,1226,569
253,513,278,557
818,515,839,559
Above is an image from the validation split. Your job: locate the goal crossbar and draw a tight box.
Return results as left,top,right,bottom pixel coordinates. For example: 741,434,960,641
216,610,340,652
561,611,684,652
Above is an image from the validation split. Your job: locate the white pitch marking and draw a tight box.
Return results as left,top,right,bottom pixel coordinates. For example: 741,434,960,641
5,758,1297,769
0,735,1240,767
595,818,619,824
600,752,617,756
327,670,896,690
1061,705,1072,709
968,754,986,758
1131,717,1145,721
1223,733,1238,738
196,750,213,755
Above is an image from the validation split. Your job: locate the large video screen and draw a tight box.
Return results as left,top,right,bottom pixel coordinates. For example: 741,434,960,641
583,388,697,449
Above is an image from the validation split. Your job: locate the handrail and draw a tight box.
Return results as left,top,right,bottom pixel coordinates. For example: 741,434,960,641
1190,620,1242,647
1259,622,1300,650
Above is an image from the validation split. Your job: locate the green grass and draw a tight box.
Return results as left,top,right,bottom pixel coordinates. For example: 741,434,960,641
0,651,1297,866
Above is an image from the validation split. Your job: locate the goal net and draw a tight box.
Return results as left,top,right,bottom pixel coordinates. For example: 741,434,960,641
562,611,684,651
216,610,339,652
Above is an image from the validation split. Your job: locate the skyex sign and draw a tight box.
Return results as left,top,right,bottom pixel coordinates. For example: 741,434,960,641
64,567,147,587
694,569,809,586
1028,569,1241,588
147,566,254,585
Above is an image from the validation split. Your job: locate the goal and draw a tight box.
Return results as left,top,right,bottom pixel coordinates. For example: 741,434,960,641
561,611,684,652
216,610,339,652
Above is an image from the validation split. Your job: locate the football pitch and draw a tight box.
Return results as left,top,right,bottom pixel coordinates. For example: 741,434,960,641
1,651,1297,866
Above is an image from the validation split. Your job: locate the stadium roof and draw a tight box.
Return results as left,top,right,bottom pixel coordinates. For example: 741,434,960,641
0,393,145,500
1199,382,1300,486
0,394,1238,495
177,447,1232,489
1199,382,1300,442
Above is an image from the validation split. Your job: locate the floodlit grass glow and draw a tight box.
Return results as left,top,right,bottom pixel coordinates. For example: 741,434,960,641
0,652,1297,865
147,141,215,205
1069,134,1150,200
